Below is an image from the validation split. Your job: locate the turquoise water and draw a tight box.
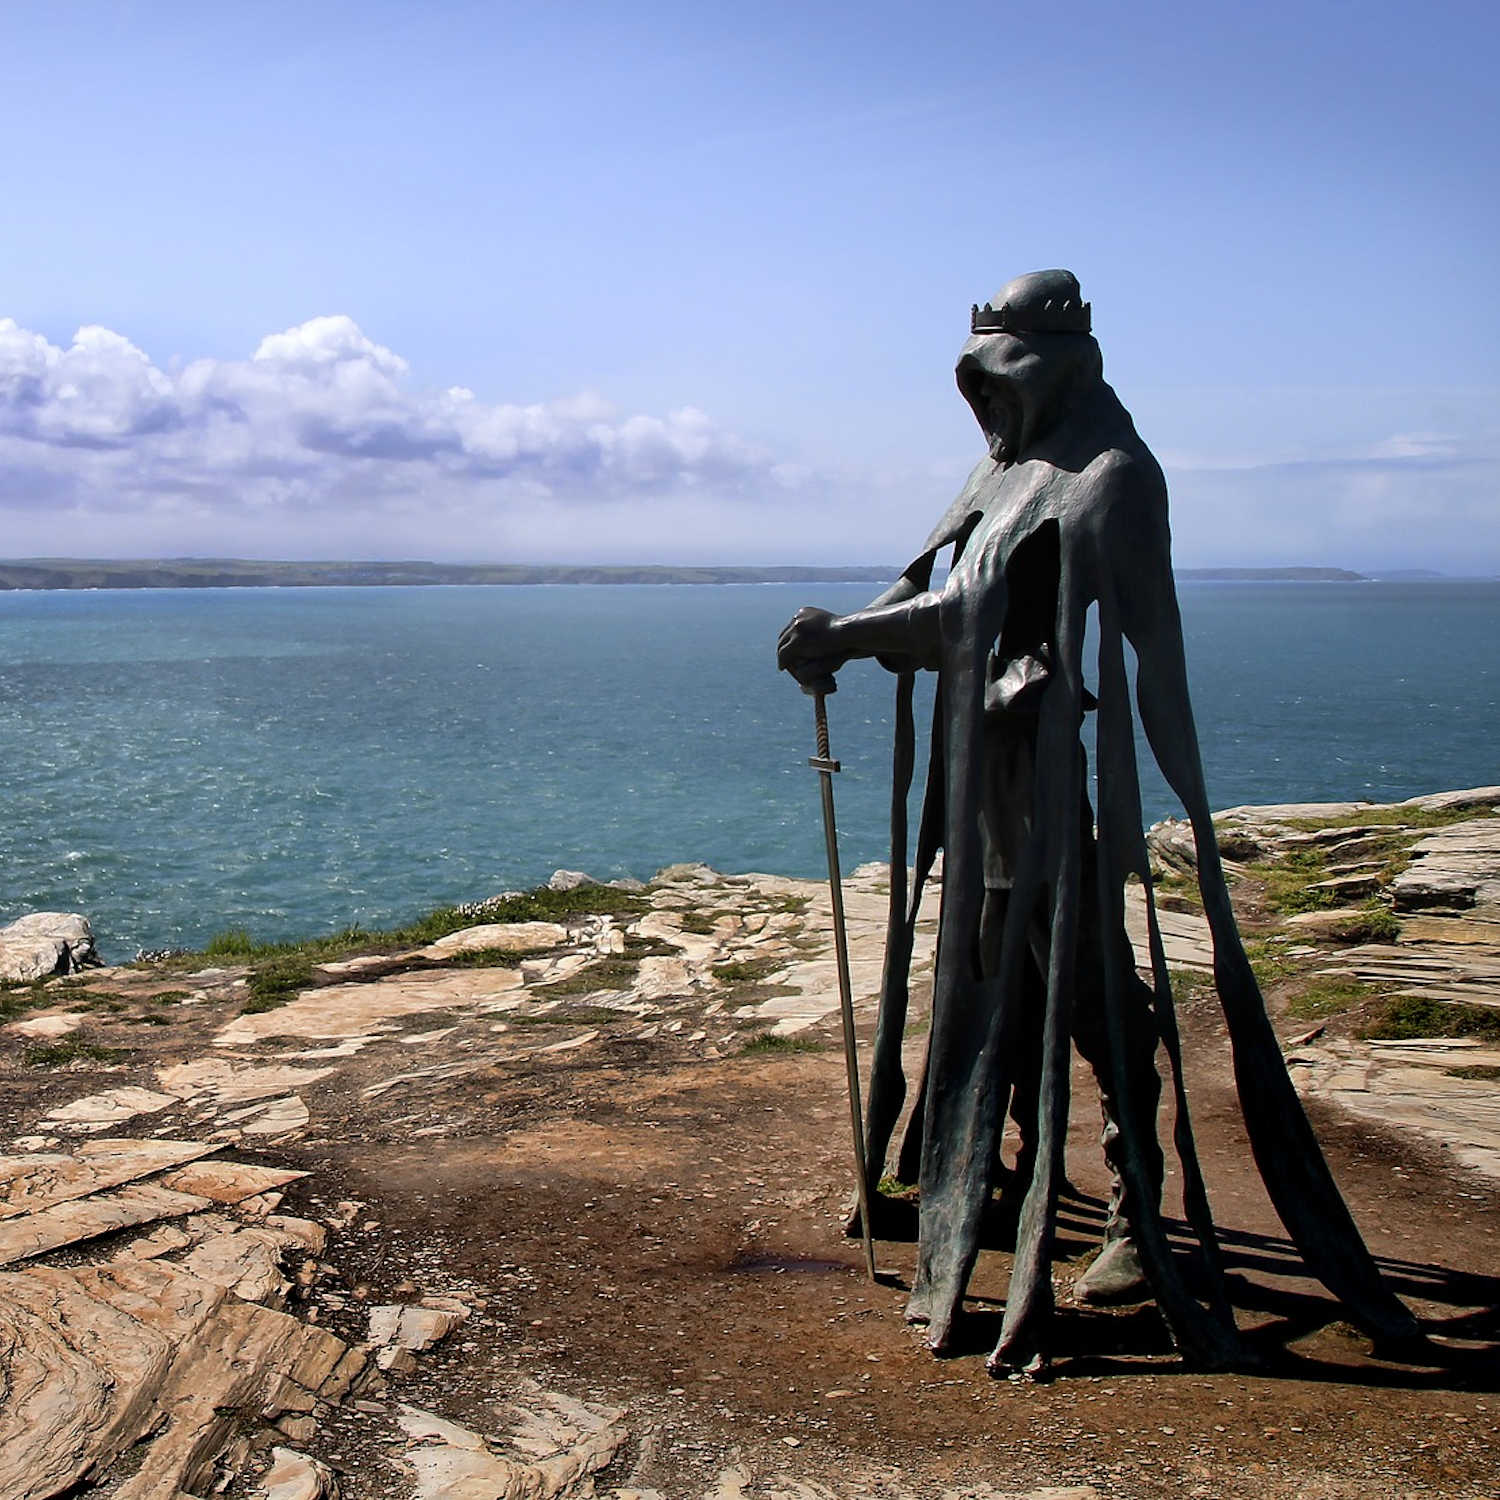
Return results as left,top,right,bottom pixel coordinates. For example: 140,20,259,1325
1,581,1495,959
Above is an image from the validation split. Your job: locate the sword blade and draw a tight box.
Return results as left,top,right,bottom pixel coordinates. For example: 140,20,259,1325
810,688,877,1281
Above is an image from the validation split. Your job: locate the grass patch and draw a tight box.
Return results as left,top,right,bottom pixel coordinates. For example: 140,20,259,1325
148,990,194,1003
390,886,643,946
23,1039,129,1068
1325,901,1402,944
713,956,786,984
740,1031,821,1054
1282,804,1492,833
1169,969,1209,1004
0,981,55,1022
1214,831,1262,862
535,956,640,995
1359,995,1500,1043
506,1007,627,1027
675,911,721,935
204,928,256,958
442,947,534,969
242,955,315,1014
1243,938,1299,989
1285,976,1377,1021
1254,846,1340,915
1156,882,1205,911
1447,1064,1500,1081
152,884,648,977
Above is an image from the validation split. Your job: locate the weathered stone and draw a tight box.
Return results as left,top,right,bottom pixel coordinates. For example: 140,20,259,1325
395,1387,627,1500
157,1159,307,1205
0,1182,213,1266
0,912,101,982
368,1301,467,1356
6,1012,88,1040
1391,817,1500,912
214,968,525,1047
156,1057,336,1107
0,1138,219,1220
44,1087,180,1132
255,1445,338,1500
419,920,569,959
0,1176,366,1500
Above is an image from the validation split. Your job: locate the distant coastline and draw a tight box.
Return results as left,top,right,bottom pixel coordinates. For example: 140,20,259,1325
0,560,905,591
0,560,1481,592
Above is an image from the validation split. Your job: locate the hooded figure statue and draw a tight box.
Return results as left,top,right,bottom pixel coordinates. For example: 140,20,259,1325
778,271,1419,1373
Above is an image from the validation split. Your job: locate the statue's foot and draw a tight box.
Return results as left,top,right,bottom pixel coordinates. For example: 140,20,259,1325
1074,1236,1149,1305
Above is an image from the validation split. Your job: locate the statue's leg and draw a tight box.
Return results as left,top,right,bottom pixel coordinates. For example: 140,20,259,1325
1069,796,1164,1303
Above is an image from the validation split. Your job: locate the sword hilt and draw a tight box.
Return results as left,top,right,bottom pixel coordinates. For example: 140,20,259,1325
804,677,839,771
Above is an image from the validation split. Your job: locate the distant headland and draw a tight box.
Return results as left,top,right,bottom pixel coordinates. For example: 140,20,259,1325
0,559,905,591
0,559,1451,591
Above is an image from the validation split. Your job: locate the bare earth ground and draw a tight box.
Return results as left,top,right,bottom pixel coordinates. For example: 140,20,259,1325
2,805,1499,1499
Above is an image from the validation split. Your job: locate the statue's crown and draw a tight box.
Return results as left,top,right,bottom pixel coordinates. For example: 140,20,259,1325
970,269,1092,335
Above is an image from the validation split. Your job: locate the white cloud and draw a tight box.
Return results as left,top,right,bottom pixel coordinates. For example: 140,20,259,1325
0,315,779,557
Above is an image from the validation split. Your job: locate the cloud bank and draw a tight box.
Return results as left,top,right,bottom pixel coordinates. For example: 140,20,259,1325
0,315,1495,572
0,315,794,559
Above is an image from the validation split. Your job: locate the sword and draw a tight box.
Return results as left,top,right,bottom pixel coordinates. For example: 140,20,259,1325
804,676,877,1281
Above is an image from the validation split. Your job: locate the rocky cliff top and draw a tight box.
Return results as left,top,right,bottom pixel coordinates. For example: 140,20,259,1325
1,793,1498,1499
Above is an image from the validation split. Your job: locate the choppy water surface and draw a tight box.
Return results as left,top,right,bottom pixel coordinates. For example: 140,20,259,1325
0,580,1495,957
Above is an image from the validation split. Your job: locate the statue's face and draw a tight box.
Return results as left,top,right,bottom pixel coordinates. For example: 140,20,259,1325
959,332,1046,464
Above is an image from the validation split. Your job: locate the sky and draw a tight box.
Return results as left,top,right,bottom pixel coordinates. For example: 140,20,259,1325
1,1,1496,572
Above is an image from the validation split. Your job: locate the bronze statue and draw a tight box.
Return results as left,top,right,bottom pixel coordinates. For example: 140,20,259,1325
777,270,1418,1372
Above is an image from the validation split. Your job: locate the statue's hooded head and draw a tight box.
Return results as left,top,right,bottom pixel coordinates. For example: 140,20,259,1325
956,269,1103,465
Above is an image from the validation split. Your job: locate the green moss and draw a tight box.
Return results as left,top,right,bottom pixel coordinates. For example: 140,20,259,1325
1329,902,1401,944
390,886,643,945
154,885,646,977
0,984,52,1022
1169,969,1209,1004
1446,1064,1500,1081
534,956,639,995
23,1039,129,1068
442,947,532,969
713,956,786,984
740,1031,821,1054
1359,995,1500,1043
1243,939,1298,989
1214,831,1262,862
241,954,315,1014
506,1007,627,1027
1281,804,1492,833
1255,846,1341,915
1285,976,1377,1021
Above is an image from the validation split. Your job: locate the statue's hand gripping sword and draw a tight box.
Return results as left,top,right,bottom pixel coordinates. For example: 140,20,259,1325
803,675,877,1281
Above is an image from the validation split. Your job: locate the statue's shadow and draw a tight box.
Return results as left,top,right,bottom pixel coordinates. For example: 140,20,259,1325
863,1185,1500,1386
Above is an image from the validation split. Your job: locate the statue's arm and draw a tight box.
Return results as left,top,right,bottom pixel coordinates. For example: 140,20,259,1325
776,583,942,684
1106,481,1213,816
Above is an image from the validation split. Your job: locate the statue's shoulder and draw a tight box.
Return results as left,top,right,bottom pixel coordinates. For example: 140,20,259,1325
1068,437,1170,573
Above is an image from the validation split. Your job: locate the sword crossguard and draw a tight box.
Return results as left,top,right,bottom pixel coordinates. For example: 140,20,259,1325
808,755,841,772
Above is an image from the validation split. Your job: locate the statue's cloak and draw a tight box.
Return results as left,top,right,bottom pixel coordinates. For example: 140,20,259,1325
860,343,1417,1370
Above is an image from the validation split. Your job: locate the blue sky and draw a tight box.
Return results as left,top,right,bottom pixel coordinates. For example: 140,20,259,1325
1,1,1495,570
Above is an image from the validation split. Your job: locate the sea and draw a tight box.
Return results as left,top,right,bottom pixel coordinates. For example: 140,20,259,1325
1,580,1496,961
